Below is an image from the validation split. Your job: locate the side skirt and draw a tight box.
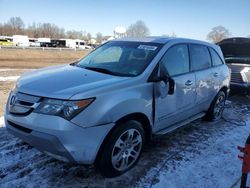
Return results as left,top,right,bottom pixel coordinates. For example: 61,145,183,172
153,112,206,136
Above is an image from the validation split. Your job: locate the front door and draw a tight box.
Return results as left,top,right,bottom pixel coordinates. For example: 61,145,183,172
154,44,197,132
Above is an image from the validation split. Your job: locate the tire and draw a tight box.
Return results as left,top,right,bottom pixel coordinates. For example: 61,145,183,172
204,91,226,121
96,120,145,177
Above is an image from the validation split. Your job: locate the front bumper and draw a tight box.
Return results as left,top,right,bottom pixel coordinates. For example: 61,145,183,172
230,82,250,93
5,110,114,164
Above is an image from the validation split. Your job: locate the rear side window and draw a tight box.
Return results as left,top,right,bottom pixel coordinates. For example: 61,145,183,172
209,48,224,66
190,44,211,71
161,44,189,76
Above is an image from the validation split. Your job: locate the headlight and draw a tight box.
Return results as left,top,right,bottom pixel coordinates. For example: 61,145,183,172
34,98,95,120
241,67,250,73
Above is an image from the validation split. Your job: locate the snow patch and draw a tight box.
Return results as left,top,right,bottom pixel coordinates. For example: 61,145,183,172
0,68,18,72
150,118,250,188
0,76,20,81
0,116,5,127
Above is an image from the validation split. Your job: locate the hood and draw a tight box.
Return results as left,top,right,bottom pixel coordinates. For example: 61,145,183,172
217,37,250,58
16,64,128,99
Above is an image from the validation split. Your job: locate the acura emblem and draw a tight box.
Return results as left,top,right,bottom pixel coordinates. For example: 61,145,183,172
10,95,16,106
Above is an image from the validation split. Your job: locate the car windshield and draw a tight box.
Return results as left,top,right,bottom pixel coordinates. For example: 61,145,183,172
76,41,163,77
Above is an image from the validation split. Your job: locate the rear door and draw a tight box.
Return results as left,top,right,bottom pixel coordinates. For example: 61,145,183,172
154,44,197,132
189,44,214,111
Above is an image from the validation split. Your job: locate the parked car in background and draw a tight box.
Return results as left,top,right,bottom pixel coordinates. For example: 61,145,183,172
29,39,40,47
5,37,230,177
218,37,250,93
40,42,54,47
51,39,66,48
0,39,13,46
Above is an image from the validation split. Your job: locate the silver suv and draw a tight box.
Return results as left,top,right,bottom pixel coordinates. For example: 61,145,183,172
5,37,230,177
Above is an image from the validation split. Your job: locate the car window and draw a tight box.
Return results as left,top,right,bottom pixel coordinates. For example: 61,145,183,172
209,48,224,66
190,44,212,71
77,41,163,77
91,46,122,64
161,44,189,76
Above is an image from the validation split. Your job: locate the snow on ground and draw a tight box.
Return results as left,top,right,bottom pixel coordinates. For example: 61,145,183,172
0,116,4,127
0,76,20,82
144,118,250,188
0,96,249,187
138,100,250,188
0,69,19,72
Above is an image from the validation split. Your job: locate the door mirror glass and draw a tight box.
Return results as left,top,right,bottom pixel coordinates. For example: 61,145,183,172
156,81,168,98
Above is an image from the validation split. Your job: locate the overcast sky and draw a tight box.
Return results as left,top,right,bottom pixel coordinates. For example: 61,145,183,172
0,0,249,40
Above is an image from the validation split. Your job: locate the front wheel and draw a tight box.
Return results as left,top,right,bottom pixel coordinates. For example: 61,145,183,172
205,91,226,121
96,120,145,177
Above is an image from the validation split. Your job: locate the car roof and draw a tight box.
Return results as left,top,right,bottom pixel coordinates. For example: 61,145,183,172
114,36,221,53
114,36,213,46
113,37,173,44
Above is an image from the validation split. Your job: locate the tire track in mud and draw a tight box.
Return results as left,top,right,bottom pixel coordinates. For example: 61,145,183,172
0,98,249,188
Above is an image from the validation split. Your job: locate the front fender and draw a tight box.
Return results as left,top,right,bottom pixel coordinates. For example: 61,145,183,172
71,83,153,128
103,98,153,124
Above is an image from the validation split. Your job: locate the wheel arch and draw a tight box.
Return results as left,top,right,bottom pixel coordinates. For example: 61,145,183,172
95,112,152,164
219,86,229,97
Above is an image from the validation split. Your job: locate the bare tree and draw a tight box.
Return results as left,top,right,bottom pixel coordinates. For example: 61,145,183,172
0,17,89,40
26,22,38,38
126,20,150,37
0,17,25,35
162,32,177,38
96,32,103,44
86,33,92,43
66,30,83,39
0,24,8,36
8,17,25,35
207,26,230,43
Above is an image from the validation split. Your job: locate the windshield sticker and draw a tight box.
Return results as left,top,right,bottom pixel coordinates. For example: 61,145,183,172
138,45,158,51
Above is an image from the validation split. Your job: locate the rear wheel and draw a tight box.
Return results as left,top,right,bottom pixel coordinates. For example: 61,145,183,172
96,120,145,177
205,91,226,121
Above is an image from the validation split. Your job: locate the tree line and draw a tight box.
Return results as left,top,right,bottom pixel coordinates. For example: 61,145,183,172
0,17,247,43
0,17,100,42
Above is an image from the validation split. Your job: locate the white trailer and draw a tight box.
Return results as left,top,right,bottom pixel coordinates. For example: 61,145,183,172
60,39,76,48
75,39,86,49
12,35,29,47
37,38,51,43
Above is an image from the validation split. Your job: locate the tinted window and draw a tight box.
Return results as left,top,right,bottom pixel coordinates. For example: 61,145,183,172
190,44,211,71
209,48,224,66
161,44,189,76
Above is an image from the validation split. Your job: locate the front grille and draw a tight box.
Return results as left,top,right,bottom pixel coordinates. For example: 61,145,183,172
231,72,244,83
7,120,32,134
9,92,41,115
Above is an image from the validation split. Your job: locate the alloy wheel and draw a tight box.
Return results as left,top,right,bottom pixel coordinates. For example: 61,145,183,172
111,129,143,171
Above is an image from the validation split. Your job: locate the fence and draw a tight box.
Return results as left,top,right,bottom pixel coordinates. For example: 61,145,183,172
0,45,90,52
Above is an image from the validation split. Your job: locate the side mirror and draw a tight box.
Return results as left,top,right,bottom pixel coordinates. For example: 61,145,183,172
167,77,175,95
159,64,175,95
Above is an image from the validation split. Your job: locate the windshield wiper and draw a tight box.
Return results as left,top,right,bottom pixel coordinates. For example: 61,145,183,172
84,66,128,76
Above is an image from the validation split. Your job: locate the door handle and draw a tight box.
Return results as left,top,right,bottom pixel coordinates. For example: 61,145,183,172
214,72,219,77
185,80,193,86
